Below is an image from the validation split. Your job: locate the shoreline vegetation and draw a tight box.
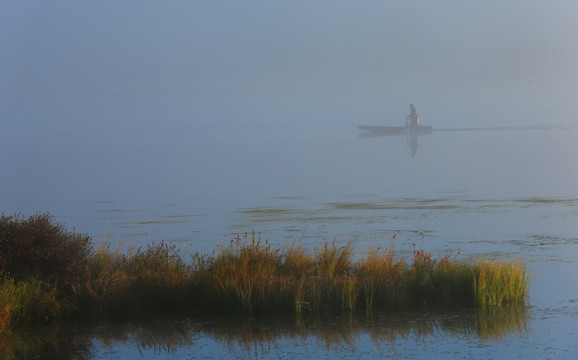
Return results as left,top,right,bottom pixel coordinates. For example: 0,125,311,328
0,213,529,334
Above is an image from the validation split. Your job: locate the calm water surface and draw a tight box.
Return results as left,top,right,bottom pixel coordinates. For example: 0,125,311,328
2,125,578,359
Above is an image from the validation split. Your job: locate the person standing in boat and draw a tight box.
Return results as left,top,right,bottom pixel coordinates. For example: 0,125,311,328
406,104,420,128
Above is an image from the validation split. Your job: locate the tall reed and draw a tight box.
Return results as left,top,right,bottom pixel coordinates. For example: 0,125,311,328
203,233,283,314
356,247,405,311
0,214,529,333
473,259,528,309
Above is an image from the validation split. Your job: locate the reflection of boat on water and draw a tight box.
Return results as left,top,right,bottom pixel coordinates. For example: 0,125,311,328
358,125,433,136
358,105,432,156
357,124,433,157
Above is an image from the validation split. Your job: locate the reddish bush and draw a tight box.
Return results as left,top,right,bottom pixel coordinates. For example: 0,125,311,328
0,213,92,284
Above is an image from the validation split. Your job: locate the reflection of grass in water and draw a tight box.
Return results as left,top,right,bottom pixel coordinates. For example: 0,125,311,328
2,307,528,359
1,319,198,360
203,308,528,355
475,304,528,340
96,320,198,356
0,325,93,360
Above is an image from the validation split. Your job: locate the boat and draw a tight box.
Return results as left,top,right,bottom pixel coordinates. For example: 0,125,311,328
358,125,433,136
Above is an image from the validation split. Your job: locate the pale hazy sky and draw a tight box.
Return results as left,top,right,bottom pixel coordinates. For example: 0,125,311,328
3,1,578,134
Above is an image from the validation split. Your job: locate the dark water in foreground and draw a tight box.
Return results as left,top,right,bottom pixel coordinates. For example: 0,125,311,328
6,308,531,359
3,127,578,358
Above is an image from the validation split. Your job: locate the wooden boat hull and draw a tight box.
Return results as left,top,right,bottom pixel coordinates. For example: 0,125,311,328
358,125,433,136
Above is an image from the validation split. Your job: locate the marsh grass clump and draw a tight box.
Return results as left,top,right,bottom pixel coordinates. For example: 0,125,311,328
315,239,353,280
203,233,284,314
280,241,314,277
356,247,405,311
81,242,193,318
125,242,192,311
0,276,62,331
473,260,529,309
0,213,530,333
307,240,356,312
429,255,476,306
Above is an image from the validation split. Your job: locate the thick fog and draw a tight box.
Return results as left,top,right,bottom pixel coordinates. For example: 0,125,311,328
2,1,578,223
3,1,578,136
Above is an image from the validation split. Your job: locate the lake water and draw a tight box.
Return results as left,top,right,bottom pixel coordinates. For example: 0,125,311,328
2,124,578,359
